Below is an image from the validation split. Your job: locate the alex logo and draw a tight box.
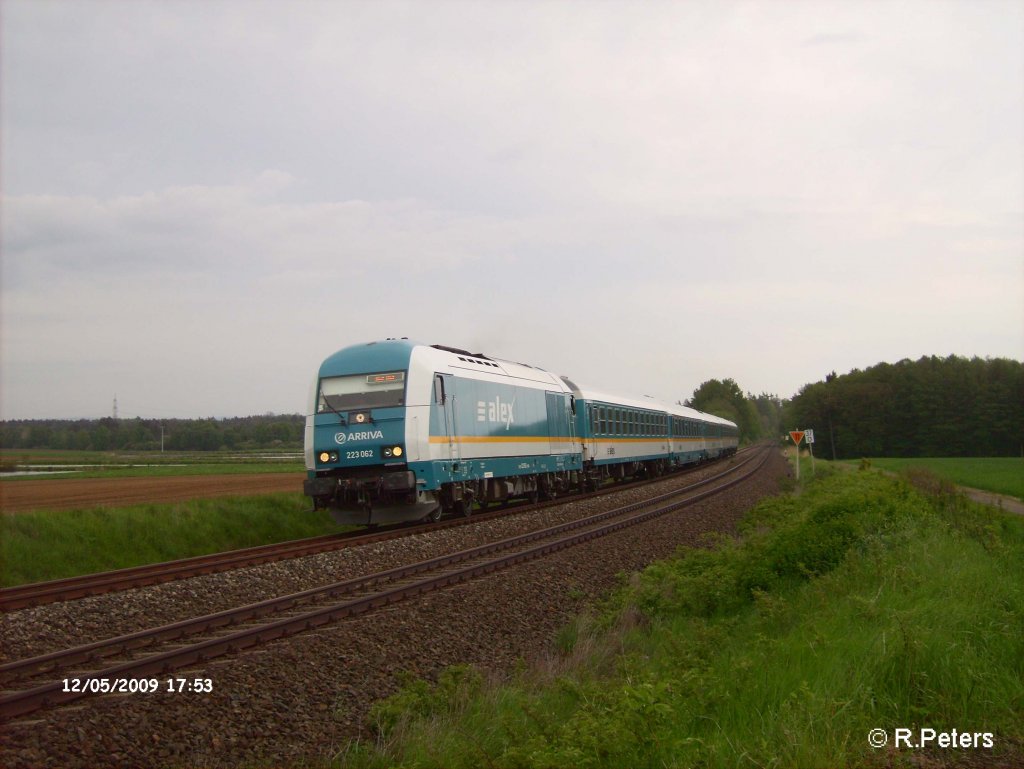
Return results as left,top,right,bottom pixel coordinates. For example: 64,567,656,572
335,429,384,445
477,396,515,429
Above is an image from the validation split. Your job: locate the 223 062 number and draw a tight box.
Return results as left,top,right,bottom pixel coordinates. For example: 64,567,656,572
346,450,374,459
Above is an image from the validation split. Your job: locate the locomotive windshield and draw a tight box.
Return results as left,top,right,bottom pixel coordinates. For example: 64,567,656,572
318,371,406,412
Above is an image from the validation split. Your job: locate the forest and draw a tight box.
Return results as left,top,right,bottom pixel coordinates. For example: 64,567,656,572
3,355,1020,457
684,379,782,444
785,355,1023,459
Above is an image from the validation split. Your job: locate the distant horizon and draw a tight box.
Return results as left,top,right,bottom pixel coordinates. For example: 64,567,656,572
3,350,1020,423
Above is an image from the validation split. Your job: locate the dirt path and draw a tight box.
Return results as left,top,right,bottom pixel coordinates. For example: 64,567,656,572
0,473,306,514
961,486,1024,515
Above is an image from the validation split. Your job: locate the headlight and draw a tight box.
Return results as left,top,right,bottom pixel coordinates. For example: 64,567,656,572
382,445,404,458
318,451,339,464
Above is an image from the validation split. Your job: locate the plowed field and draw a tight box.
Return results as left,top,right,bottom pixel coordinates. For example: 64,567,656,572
0,473,305,514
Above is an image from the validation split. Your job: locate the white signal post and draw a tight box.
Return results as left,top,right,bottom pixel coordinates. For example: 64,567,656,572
789,431,804,480
805,429,815,475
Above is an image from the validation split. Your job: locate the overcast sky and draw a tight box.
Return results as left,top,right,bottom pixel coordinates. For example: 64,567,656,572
2,0,1021,420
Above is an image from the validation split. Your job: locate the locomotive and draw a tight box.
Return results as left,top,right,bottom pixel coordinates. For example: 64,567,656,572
303,339,738,525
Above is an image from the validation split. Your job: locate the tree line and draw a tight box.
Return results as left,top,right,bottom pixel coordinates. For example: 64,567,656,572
684,378,783,445
0,415,305,452
786,355,1023,459
5,355,1020,457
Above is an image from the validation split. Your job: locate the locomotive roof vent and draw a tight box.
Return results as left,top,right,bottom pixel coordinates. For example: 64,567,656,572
456,356,499,368
432,344,500,365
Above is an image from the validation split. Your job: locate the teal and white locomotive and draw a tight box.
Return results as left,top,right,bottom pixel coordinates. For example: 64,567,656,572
304,339,738,525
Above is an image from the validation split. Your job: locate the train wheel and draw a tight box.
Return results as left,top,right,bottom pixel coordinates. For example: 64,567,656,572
540,475,557,501
423,505,442,523
459,497,473,517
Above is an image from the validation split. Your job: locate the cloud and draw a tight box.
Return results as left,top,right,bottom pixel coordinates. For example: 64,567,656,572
1,0,1021,418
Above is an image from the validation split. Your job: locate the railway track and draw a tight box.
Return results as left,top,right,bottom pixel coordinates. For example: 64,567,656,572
0,449,753,611
0,446,769,721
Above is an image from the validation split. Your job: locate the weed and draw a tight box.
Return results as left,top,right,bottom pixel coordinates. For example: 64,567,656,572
335,470,1024,769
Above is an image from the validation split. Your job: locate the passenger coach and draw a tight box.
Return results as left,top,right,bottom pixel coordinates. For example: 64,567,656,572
562,379,739,489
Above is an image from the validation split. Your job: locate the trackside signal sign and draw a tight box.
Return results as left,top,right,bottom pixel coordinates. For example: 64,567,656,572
789,431,805,445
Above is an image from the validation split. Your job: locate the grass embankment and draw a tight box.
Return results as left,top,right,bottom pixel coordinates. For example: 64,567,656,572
0,495,340,587
856,457,1023,501
342,466,1024,768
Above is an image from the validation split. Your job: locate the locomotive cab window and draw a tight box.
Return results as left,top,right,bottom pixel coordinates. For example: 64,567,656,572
318,371,406,412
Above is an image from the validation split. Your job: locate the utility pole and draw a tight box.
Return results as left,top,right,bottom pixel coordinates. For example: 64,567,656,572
112,395,118,420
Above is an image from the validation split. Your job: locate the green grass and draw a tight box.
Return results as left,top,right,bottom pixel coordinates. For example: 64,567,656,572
0,494,342,586
0,448,303,479
339,468,1024,768
855,457,1024,501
